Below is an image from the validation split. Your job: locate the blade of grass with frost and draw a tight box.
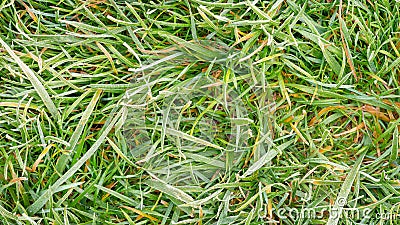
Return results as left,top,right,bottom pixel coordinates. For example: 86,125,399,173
327,151,365,225
129,52,184,73
56,89,103,173
197,6,222,34
185,153,225,168
157,32,227,61
144,179,194,204
63,90,92,120
246,0,272,20
165,127,224,150
69,89,102,150
198,5,230,23
106,137,136,167
318,39,342,76
27,107,125,214
184,189,223,208
94,185,138,206
282,58,315,79
0,37,60,120
306,158,349,171
277,72,291,107
95,42,117,74
286,83,392,110
241,140,294,178
390,125,399,162
232,185,271,212
0,204,19,222
183,0,198,40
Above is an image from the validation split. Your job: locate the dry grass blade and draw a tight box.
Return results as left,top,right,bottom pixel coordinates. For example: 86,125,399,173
338,0,358,81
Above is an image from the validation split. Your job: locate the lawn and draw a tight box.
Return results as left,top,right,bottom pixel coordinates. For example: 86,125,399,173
0,0,399,224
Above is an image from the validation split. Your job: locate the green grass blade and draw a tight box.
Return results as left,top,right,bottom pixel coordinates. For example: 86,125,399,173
0,37,60,120
27,107,125,214
327,151,366,225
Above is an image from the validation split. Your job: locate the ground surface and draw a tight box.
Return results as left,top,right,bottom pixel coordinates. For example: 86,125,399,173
0,0,400,224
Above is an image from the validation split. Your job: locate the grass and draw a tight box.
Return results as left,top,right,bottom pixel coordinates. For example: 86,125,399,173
0,0,399,224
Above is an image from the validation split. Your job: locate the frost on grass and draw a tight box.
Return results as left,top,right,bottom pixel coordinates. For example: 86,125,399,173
123,40,273,188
